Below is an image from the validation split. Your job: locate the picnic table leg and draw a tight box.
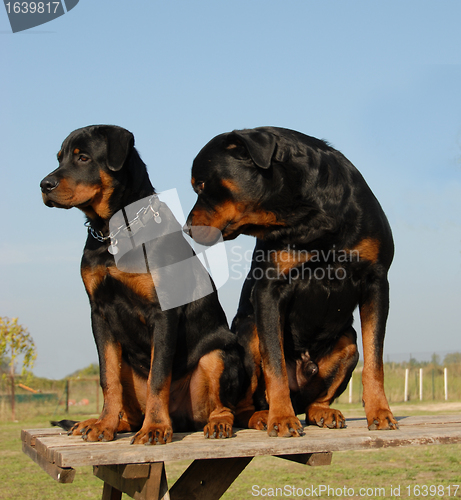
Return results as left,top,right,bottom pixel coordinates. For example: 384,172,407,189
94,462,169,500
169,456,253,500
102,482,122,500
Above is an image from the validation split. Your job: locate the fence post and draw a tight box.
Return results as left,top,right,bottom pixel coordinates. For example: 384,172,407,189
419,368,423,401
10,364,16,421
65,379,69,413
404,368,409,402
432,369,435,400
444,367,448,401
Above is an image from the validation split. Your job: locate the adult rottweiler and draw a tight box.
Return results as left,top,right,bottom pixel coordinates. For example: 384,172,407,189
40,125,243,444
186,126,397,437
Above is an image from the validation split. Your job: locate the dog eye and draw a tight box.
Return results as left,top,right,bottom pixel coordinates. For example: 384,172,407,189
195,181,205,194
78,155,90,162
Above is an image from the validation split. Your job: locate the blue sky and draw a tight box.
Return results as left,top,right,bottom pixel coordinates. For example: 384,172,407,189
1,1,460,378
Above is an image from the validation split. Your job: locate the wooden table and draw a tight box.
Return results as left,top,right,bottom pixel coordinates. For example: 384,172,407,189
22,414,461,500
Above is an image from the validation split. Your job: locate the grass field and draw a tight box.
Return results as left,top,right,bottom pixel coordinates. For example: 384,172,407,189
2,402,460,500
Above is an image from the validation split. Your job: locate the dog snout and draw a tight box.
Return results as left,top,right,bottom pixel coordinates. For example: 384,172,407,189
182,222,191,236
40,176,59,193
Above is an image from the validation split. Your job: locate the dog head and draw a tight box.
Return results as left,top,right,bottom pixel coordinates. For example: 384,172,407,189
40,125,136,219
186,127,325,245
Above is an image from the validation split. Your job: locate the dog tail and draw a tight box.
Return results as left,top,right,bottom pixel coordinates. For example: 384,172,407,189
50,419,78,431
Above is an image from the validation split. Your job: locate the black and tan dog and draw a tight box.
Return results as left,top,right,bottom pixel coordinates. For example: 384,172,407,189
40,125,244,444
186,126,397,437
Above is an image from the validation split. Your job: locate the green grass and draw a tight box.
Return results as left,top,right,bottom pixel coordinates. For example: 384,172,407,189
2,406,460,500
0,414,103,500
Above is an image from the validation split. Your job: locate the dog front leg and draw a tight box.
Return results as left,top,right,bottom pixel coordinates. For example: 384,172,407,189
360,275,398,430
131,312,177,445
255,283,304,438
70,314,123,441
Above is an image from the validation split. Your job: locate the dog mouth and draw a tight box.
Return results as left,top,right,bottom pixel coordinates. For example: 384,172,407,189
42,192,68,209
220,223,241,240
185,224,226,245
42,192,93,210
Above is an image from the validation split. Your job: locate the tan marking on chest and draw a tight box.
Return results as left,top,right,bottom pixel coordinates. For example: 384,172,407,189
352,238,380,263
81,265,157,302
271,248,311,274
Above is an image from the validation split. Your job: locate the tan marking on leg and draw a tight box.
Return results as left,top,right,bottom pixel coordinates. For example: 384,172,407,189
360,302,396,429
100,341,124,421
192,351,234,438
264,363,303,437
235,326,263,428
306,333,357,428
118,360,147,432
72,342,123,441
131,345,173,444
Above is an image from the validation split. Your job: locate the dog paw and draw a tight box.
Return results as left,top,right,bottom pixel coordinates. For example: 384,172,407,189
130,424,173,445
204,417,233,439
367,409,398,430
69,419,117,442
307,406,346,429
267,415,304,437
248,410,269,431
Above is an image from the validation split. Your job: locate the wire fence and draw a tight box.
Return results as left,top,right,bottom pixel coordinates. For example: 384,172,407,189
0,377,101,421
1,352,461,421
337,358,461,404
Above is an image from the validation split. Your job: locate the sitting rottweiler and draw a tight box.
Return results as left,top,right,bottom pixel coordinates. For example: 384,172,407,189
186,126,397,437
40,125,243,444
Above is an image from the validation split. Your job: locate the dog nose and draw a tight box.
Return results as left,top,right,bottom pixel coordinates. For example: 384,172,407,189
182,222,191,236
40,177,59,193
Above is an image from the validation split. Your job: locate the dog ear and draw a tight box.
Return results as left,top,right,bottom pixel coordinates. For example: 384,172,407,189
97,126,135,171
228,129,276,169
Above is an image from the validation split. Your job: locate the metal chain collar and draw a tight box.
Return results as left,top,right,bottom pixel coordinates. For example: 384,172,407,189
85,194,161,244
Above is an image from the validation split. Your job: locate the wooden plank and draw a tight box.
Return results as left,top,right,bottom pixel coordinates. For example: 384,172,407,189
326,414,461,429
395,414,461,426
94,462,169,500
22,416,461,469
121,463,151,479
34,433,127,464
169,457,252,500
336,415,461,429
21,428,67,447
47,423,461,468
22,442,76,483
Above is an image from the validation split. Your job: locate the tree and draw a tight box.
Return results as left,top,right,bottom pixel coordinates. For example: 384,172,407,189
0,317,37,420
68,362,99,378
430,353,441,367
444,352,461,365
